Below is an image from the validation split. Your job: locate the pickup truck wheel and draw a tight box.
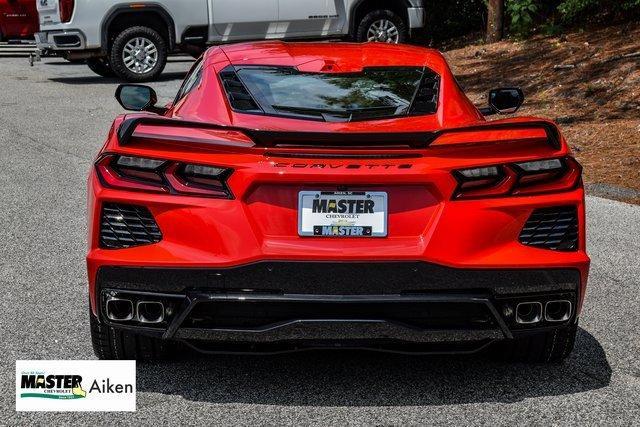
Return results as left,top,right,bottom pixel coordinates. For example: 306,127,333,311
492,323,578,363
110,26,167,83
90,308,179,360
86,58,115,77
356,9,407,44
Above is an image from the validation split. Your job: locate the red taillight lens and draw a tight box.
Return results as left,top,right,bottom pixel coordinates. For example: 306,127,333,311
454,166,518,199
512,157,582,196
95,154,233,198
59,0,75,23
96,155,169,193
453,157,581,199
164,163,232,198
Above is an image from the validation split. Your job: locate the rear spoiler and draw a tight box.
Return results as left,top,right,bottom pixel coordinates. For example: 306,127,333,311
117,116,561,150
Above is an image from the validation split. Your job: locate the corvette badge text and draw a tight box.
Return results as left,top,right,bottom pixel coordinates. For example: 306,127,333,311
16,360,136,412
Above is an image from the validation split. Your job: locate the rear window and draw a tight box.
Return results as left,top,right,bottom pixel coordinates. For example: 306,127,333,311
220,65,440,122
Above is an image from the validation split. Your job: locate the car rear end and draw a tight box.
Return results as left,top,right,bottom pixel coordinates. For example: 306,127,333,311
87,44,589,359
35,0,97,56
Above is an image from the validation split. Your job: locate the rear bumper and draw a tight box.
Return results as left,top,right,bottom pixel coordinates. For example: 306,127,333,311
95,263,582,354
35,29,86,50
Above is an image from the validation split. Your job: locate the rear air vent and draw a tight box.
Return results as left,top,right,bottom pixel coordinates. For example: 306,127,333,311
409,71,440,115
219,67,262,113
519,206,578,251
100,204,162,249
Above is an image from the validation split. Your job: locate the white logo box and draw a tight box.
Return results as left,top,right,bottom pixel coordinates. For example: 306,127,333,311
16,360,136,412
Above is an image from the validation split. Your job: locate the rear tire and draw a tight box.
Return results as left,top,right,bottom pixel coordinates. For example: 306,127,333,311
109,26,167,83
355,9,407,44
90,309,178,360
86,58,115,77
492,323,577,363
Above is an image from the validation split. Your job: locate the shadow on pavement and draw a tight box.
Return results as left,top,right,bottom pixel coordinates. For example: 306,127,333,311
44,57,194,66
137,327,611,406
48,72,187,85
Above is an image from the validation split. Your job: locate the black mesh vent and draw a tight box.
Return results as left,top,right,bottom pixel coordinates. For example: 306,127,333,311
409,71,440,115
100,204,162,249
219,68,262,113
519,206,578,251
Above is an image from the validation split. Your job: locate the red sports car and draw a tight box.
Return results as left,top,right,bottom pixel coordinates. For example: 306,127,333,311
87,41,589,362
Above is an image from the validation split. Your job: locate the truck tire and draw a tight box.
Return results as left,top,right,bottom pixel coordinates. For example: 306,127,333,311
90,309,179,360
86,58,115,77
355,9,407,44
109,26,167,83
492,323,577,363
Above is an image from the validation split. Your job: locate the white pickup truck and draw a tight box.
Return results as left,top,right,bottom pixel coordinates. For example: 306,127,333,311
34,0,426,82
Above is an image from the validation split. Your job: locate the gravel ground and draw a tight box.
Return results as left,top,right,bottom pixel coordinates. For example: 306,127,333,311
0,56,638,425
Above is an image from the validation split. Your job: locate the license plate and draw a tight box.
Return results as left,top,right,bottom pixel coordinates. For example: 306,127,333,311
298,191,387,237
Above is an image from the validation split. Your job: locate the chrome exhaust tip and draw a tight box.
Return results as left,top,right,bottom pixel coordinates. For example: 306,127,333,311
136,301,165,324
105,297,134,322
545,300,572,322
515,302,543,324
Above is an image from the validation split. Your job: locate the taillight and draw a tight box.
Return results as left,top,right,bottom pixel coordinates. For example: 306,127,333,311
96,155,169,193
164,163,232,198
95,154,233,198
512,157,582,196
59,0,74,23
453,157,581,199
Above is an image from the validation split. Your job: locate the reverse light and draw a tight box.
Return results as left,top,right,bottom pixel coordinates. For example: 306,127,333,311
95,154,233,198
458,166,500,179
515,159,563,172
453,157,581,199
116,155,165,169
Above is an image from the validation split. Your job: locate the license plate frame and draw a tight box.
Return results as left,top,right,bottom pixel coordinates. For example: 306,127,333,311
298,191,388,237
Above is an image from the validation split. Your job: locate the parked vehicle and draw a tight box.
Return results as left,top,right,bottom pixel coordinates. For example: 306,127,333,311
0,0,38,41
34,0,426,82
87,41,589,361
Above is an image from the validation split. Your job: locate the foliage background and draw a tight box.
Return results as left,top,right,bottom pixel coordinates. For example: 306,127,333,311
418,0,640,42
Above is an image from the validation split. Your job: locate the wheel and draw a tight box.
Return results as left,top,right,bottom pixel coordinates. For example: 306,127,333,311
109,26,167,83
90,308,178,360
86,58,115,77
492,323,577,363
355,9,407,44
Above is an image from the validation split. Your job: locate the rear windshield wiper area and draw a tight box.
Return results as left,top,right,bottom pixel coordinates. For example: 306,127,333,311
271,105,405,122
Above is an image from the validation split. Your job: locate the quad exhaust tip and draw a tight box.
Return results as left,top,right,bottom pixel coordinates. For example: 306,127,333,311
545,300,572,322
515,301,543,324
136,301,165,324
105,297,134,322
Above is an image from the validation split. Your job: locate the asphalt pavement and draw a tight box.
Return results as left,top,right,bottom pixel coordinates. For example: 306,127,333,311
0,56,638,425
